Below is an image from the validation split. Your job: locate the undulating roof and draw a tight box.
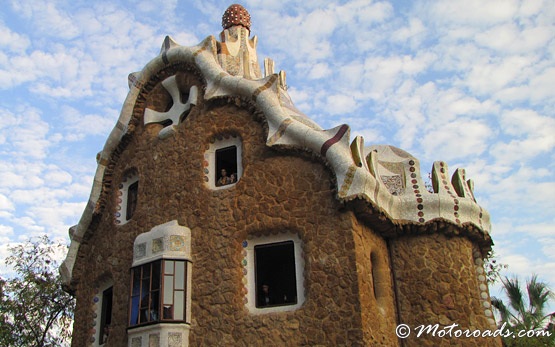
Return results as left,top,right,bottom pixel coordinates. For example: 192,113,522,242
61,5,492,288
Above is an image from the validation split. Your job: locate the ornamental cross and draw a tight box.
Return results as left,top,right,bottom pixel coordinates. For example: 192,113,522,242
144,75,198,132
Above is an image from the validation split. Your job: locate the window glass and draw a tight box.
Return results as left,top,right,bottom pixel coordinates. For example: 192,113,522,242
130,268,141,325
129,260,160,326
175,262,185,290
129,259,189,327
99,287,113,345
254,241,297,308
165,260,174,274
174,291,184,320
126,181,138,220
215,145,238,187
163,275,174,306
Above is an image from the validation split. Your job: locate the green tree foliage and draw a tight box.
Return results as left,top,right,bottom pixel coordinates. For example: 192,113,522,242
492,275,555,347
0,235,75,347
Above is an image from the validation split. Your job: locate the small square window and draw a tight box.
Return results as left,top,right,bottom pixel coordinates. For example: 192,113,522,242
254,241,298,308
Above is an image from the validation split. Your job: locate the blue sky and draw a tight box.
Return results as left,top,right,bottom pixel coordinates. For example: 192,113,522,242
0,0,554,304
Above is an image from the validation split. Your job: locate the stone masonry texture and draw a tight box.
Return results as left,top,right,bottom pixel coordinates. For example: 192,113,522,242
68,66,501,347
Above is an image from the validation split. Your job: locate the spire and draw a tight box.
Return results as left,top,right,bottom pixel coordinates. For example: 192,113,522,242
217,4,262,79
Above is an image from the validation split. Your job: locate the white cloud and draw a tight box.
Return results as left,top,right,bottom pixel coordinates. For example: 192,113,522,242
421,119,491,160
500,109,555,136
491,110,555,166
429,0,519,26
0,107,51,159
43,167,73,187
60,106,116,140
0,23,30,52
333,0,393,28
465,56,533,96
475,23,553,54
323,94,358,116
357,53,435,98
493,242,555,289
307,63,331,80
10,0,80,39
27,201,85,237
391,17,426,46
0,194,15,211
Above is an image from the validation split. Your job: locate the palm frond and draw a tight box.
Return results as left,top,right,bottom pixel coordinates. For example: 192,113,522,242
502,277,526,320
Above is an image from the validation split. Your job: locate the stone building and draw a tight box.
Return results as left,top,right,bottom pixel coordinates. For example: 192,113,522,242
61,4,501,347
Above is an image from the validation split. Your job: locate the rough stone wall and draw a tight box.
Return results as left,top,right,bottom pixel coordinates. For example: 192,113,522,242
70,67,390,346
390,233,502,347
351,216,398,346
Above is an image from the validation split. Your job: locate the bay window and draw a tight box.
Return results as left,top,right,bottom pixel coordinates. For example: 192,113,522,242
129,259,190,327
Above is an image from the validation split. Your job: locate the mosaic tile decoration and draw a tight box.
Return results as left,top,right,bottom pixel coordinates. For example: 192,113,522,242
169,235,186,252
134,243,147,259
152,237,164,254
131,337,142,347
168,332,183,347
381,176,404,196
149,333,160,347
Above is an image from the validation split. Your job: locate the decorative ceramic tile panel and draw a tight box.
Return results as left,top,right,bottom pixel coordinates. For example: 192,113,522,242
169,235,186,252
168,332,182,347
152,238,164,254
134,243,146,259
131,336,142,347
149,333,160,347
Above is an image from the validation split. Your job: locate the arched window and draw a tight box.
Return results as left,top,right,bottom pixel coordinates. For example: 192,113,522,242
115,170,139,225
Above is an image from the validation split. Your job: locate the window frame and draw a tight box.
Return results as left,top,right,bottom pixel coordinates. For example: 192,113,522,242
99,286,113,345
215,145,238,187
116,171,139,225
91,280,113,347
254,240,298,308
204,135,242,190
128,259,191,328
126,181,139,220
243,233,305,314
